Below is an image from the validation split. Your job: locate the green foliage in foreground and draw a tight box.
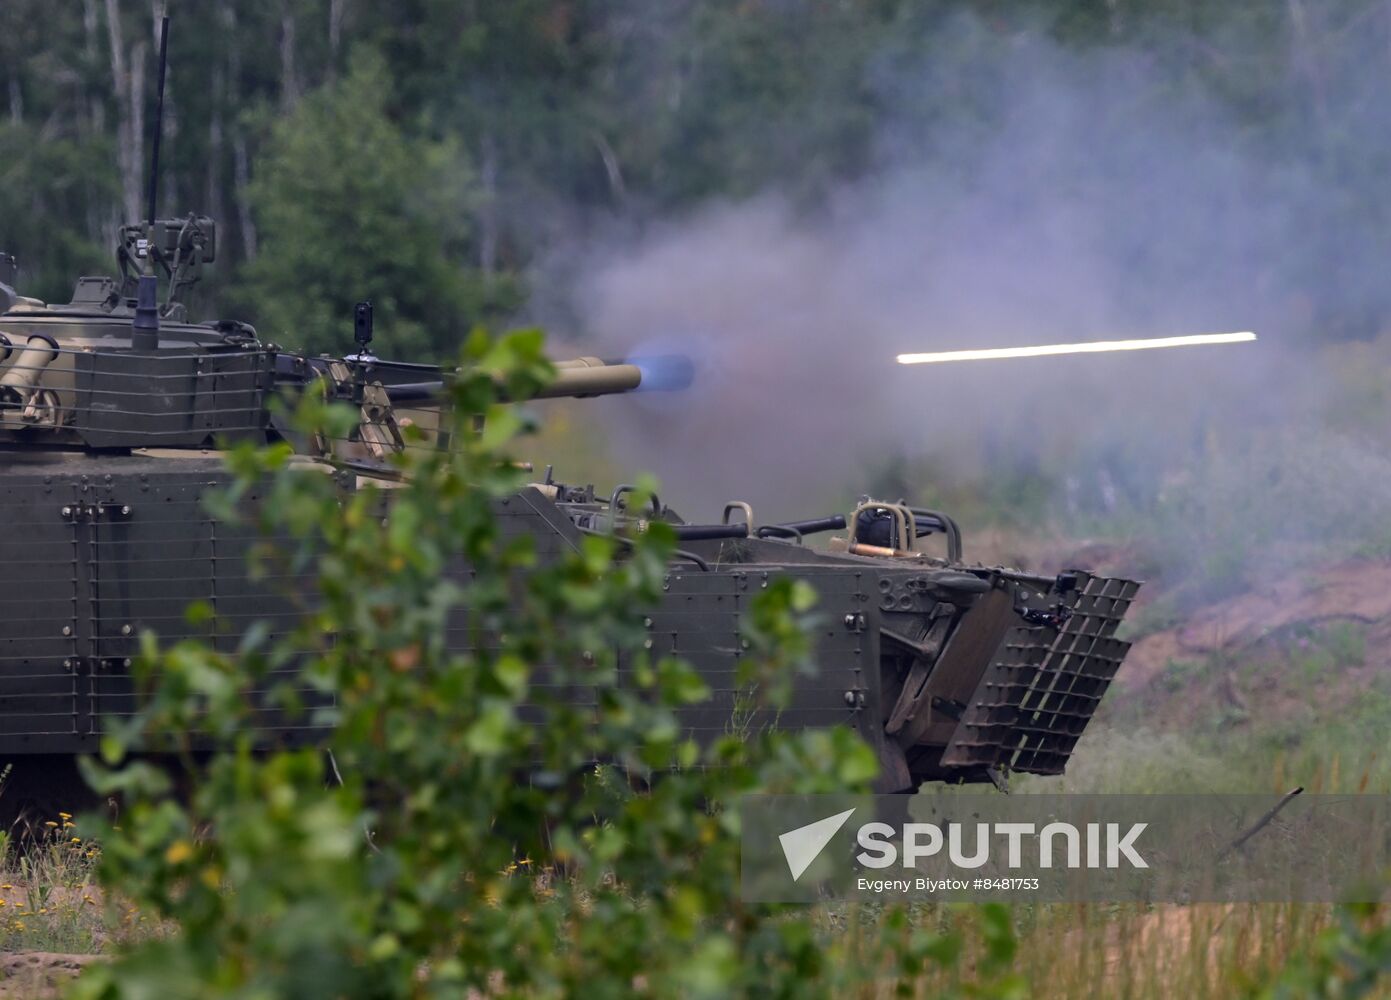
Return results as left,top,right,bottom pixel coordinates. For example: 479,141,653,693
51,330,1388,997
1252,903,1391,1000
62,329,978,998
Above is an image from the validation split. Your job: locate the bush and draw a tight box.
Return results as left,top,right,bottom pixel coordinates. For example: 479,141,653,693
66,329,934,999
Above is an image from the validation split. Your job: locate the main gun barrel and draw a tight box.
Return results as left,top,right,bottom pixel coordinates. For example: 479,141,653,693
538,357,641,398
377,354,693,403
537,355,693,399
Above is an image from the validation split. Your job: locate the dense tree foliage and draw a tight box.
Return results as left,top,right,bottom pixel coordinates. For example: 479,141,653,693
3,0,1390,354
236,55,508,355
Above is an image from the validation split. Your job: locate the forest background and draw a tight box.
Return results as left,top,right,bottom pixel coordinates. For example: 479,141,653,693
4,0,1386,357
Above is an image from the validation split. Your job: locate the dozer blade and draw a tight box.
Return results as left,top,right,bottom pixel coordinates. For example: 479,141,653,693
940,572,1140,776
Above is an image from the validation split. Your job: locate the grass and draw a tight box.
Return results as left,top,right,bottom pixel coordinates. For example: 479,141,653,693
811,893,1387,997
983,648,1391,997
890,748,1391,996
0,769,1381,997
0,818,106,955
0,728,1377,998
1044,701,1391,797
1013,903,1384,1000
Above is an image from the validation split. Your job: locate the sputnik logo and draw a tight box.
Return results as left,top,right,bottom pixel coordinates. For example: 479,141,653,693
778,808,856,881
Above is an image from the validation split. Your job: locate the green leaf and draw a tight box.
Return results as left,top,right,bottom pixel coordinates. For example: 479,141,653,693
464,702,515,756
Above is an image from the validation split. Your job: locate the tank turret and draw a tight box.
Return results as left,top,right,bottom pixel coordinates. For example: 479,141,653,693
0,215,690,453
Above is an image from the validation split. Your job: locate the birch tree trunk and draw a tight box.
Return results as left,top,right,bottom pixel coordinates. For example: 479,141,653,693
82,0,105,135
219,0,257,260
280,3,301,112
104,0,144,224
328,0,345,72
206,61,225,225
83,0,113,244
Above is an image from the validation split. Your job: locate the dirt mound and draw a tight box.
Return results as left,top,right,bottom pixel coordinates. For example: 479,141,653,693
1120,558,1391,693
0,951,103,997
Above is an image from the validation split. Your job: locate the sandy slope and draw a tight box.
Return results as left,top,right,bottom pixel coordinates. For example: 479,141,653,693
1119,558,1391,692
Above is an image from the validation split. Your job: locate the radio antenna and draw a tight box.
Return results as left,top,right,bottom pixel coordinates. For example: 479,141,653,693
146,15,170,225
133,14,170,350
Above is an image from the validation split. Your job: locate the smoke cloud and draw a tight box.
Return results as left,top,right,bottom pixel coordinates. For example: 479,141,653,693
534,13,1391,590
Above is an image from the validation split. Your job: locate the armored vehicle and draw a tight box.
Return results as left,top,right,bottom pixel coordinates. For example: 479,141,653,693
0,19,1137,816
0,209,1139,815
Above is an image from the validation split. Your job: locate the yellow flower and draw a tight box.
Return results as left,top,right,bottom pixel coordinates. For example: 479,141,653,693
43,821,57,828
70,837,80,844
164,840,194,865
0,885,10,890
58,812,72,820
